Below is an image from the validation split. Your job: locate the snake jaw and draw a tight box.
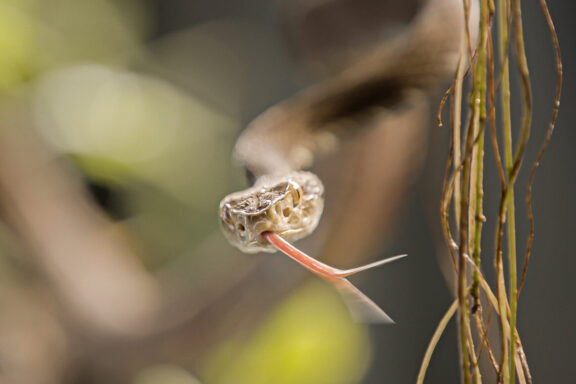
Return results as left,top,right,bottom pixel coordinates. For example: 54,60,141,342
219,172,324,253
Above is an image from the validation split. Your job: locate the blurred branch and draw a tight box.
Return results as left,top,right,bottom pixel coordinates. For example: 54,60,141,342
0,113,160,337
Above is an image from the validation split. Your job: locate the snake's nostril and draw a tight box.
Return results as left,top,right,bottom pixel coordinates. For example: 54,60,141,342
237,223,245,232
283,207,291,217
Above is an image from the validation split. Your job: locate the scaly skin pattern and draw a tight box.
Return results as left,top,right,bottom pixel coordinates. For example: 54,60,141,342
219,171,324,253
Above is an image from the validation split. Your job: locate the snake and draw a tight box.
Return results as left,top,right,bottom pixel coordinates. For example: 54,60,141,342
218,0,473,321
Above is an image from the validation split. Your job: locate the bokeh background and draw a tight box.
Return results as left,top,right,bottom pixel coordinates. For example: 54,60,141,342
0,0,573,383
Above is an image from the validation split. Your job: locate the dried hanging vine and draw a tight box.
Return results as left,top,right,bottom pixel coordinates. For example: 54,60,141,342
417,0,562,383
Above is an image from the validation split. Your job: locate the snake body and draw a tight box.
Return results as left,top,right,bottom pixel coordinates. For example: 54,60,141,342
219,0,474,253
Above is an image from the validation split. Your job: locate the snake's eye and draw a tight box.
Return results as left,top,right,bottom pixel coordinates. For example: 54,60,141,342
288,182,303,207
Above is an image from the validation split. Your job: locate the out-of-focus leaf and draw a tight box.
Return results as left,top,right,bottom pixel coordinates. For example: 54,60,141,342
0,3,37,92
202,280,371,384
34,0,147,67
33,64,238,208
0,0,149,93
33,64,241,263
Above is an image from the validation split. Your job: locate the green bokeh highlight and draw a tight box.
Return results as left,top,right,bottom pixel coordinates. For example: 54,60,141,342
202,280,371,384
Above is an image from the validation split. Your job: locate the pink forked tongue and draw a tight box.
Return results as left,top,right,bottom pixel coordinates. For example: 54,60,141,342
262,231,407,324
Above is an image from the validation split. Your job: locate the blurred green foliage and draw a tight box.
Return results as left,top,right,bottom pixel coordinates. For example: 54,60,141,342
0,1,36,91
202,281,371,384
0,0,147,93
0,1,373,382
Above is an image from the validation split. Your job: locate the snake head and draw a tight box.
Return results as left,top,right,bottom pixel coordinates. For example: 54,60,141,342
219,172,324,253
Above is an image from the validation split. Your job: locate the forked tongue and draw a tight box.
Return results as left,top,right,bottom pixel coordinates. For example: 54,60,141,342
333,278,395,323
262,231,406,323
